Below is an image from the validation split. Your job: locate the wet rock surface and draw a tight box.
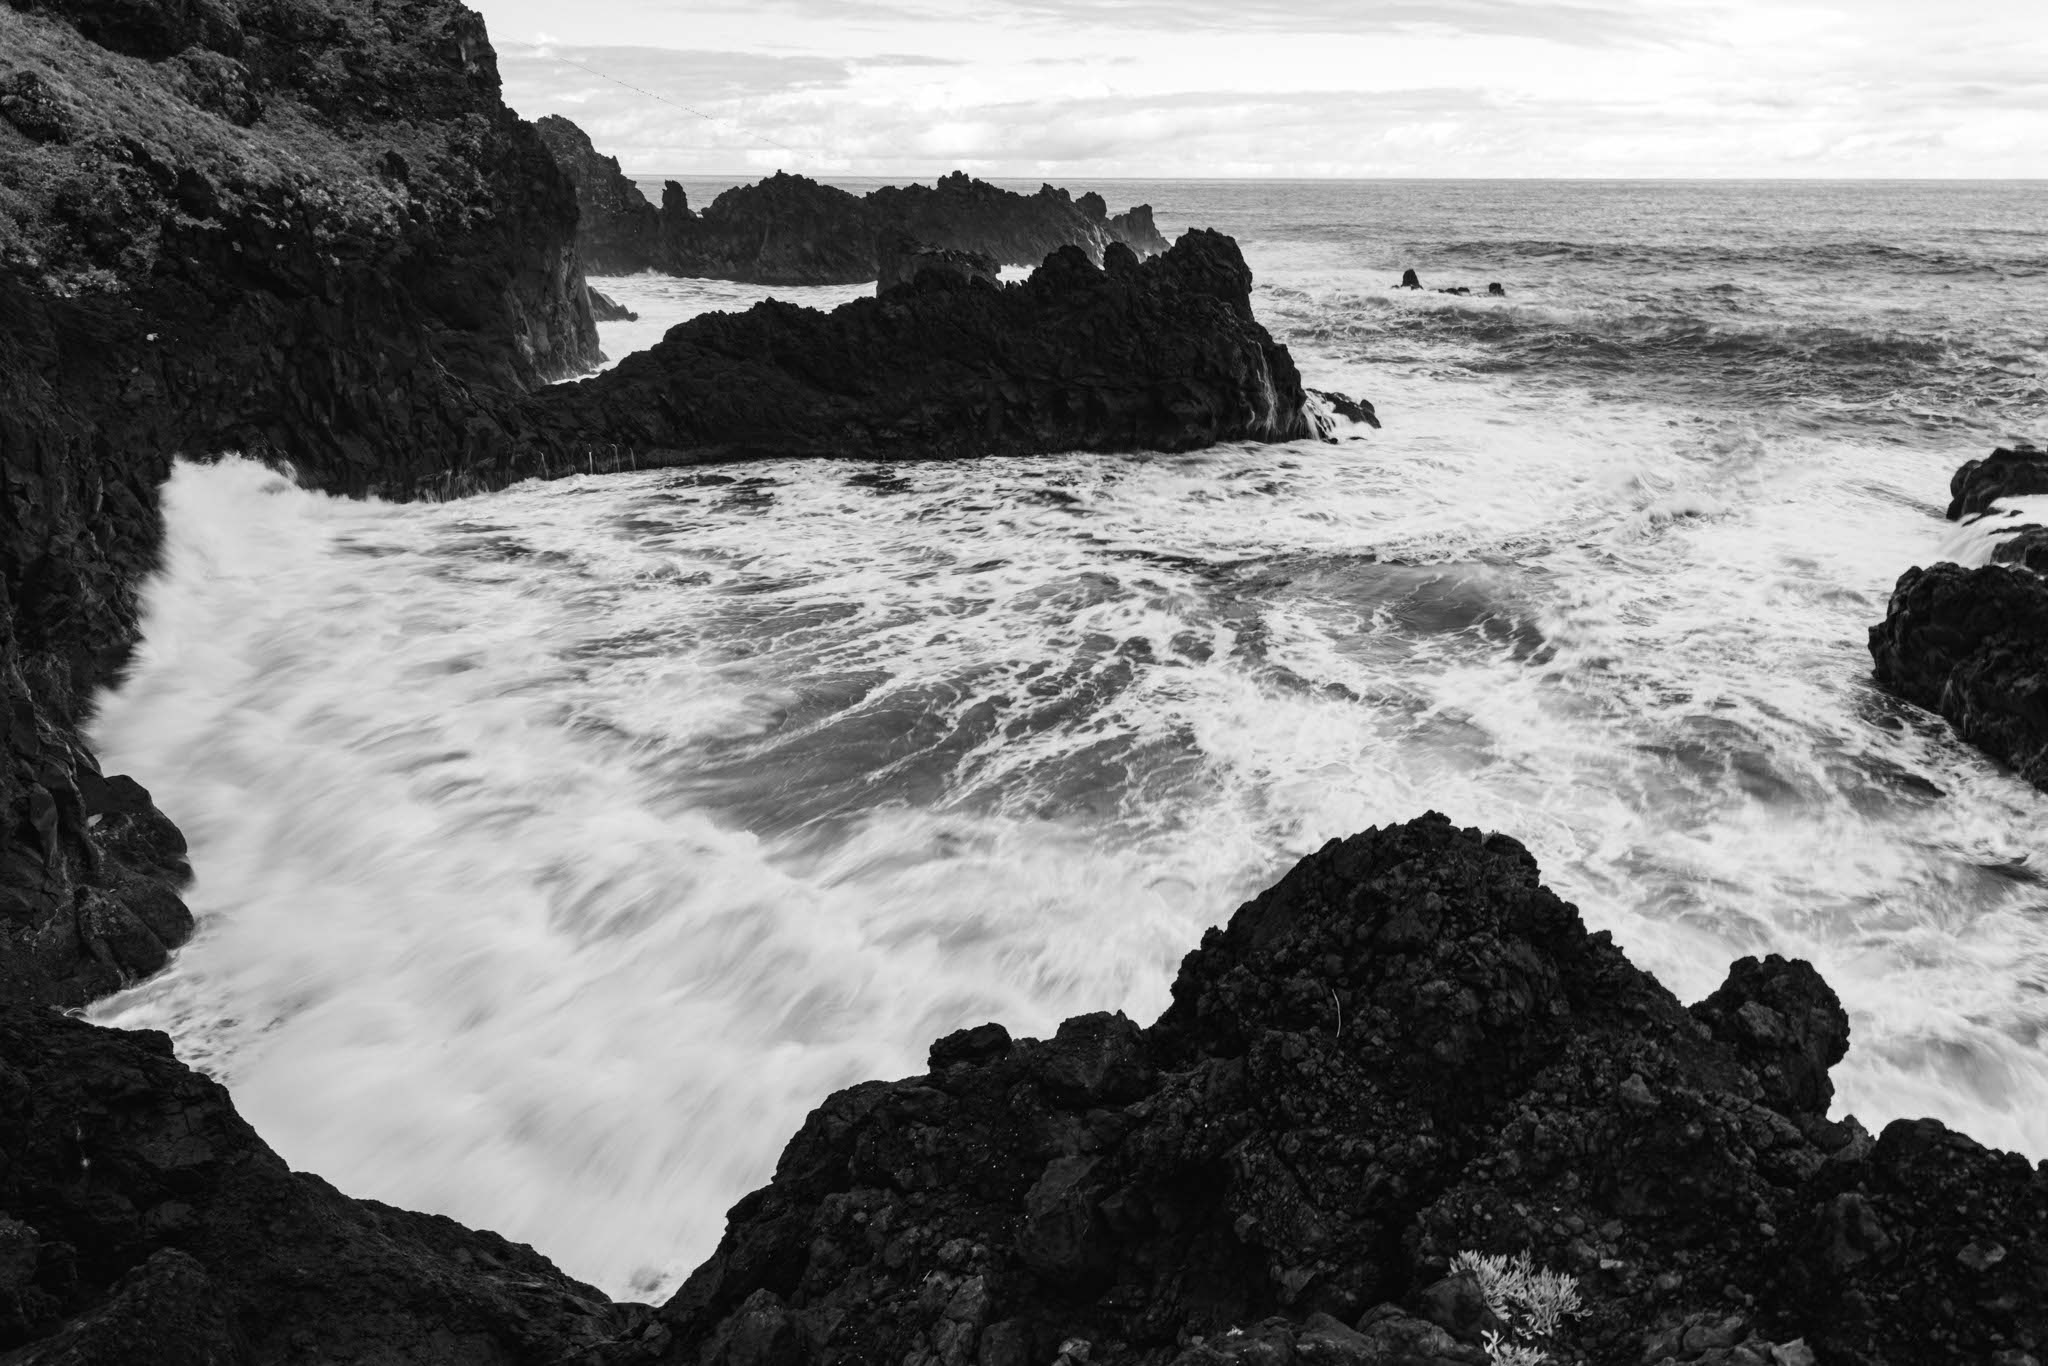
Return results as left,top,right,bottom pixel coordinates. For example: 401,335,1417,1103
0,1006,646,1362
1,0,596,1001
588,814,2045,1366
497,232,1319,484
1870,444,2048,790
877,231,1002,296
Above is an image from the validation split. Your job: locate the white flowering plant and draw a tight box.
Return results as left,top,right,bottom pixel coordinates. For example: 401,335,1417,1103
1449,1249,1583,1366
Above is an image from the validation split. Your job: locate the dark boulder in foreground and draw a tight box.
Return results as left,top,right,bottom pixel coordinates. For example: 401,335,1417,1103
478,232,1320,490
9,816,2045,1364
0,1007,645,1361
1871,444,2048,791
616,814,2044,1366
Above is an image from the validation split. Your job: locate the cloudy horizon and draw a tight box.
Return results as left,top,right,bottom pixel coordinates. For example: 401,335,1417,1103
471,0,2045,180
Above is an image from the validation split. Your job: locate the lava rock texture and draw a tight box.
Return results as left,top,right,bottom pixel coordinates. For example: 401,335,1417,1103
0,1006,647,1361
594,815,2046,1366
533,118,1171,284
1870,444,2048,790
482,232,1319,490
0,0,598,1002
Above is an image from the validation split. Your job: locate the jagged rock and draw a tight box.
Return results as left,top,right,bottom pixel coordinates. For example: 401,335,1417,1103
876,230,1000,296
1399,269,1421,289
626,814,2048,1366
1,0,598,1002
533,120,1169,284
1869,559,2048,789
1487,283,1506,297
588,286,639,322
536,114,664,273
1991,525,2048,573
1304,388,1380,442
502,230,1318,482
0,1007,647,1360
1948,444,2048,520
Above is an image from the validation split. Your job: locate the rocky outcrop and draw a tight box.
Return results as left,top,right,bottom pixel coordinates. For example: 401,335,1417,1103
1870,444,2048,790
1947,444,2048,520
1,0,598,1002
532,119,1170,283
487,233,1317,487
9,814,2043,1364
0,1006,647,1361
589,286,639,322
535,114,663,274
607,814,2046,1366
876,231,1001,296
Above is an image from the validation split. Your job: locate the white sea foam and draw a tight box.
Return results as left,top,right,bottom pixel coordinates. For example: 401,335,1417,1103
91,244,2048,1303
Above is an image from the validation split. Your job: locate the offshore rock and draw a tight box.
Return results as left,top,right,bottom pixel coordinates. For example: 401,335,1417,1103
876,230,1001,296
0,0,597,1002
1869,559,2048,789
1946,444,2048,520
533,120,1170,282
614,814,2046,1366
589,286,640,322
1870,444,2048,791
536,114,665,273
0,1006,647,1361
497,232,1317,484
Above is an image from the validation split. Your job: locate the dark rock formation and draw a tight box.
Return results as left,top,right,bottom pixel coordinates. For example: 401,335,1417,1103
1870,559,2048,788
589,286,640,322
0,1006,646,1360
496,232,1317,486
1488,282,1506,297
1399,269,1422,289
531,119,1170,283
1948,444,2048,520
1871,444,2048,791
535,114,663,274
1,0,598,1002
876,231,1001,296
1305,387,1380,442
612,814,2046,1366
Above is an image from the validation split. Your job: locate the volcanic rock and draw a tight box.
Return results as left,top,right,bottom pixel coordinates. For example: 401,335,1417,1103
536,114,664,274
1869,558,2048,788
0,1006,646,1360
589,286,640,322
0,0,597,1003
1947,444,2048,520
498,230,1319,484
876,230,1001,296
1400,269,1422,289
619,813,2047,1366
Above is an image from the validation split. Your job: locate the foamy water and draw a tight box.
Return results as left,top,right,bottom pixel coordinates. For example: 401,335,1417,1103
91,182,2048,1301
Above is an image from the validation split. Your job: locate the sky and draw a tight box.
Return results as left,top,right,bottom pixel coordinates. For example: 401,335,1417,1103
470,0,2048,179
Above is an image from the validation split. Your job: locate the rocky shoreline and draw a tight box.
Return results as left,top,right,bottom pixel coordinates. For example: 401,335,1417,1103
533,115,1170,286
3,0,2045,1361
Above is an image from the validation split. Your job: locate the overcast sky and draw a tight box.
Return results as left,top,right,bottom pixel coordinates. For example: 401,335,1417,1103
470,0,2046,179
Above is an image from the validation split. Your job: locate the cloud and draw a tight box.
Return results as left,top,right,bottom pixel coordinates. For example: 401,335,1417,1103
998,0,1689,45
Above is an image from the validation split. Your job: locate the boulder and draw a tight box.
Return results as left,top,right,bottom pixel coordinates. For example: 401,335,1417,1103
1948,444,2048,520
633,814,2048,1366
1399,269,1422,289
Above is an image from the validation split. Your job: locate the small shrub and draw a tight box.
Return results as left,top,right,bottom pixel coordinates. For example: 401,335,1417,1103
1451,1249,1582,1365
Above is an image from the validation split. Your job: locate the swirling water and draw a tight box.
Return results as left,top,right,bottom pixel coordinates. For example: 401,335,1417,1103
90,180,2048,1300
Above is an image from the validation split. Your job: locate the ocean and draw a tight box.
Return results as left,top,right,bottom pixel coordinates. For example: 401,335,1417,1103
87,179,2048,1301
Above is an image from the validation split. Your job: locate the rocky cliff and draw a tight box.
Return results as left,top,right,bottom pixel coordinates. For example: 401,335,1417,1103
530,116,1171,284
1,0,599,1003
1869,444,2048,791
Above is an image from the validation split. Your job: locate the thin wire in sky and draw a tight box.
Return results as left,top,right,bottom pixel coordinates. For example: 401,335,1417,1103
544,52,811,162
